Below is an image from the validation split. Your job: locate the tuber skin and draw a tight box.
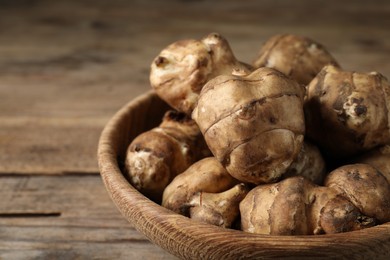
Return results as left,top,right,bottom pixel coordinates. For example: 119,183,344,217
187,183,250,228
125,110,210,202
352,145,390,183
284,140,327,185
239,176,376,235
305,65,390,159
325,163,390,223
319,195,376,234
192,67,305,184
162,157,239,215
150,32,252,115
253,34,339,86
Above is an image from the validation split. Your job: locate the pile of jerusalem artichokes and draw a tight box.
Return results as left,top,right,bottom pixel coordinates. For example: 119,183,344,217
124,33,390,236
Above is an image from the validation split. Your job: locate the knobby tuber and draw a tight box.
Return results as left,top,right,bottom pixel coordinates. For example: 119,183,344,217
150,32,252,114
240,175,377,236
253,34,339,86
325,164,390,223
284,141,326,185
187,183,249,228
125,110,209,202
353,145,390,183
305,65,390,158
162,157,239,215
192,67,305,184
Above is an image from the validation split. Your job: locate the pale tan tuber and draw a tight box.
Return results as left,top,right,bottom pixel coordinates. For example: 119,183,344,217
125,110,210,202
240,176,376,235
284,141,327,185
253,34,339,86
325,163,390,223
305,65,390,158
240,177,313,235
353,145,390,183
187,183,249,228
162,157,239,215
150,32,252,114
192,67,305,184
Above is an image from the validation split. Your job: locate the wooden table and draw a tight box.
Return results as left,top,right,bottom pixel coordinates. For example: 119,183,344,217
1,1,389,259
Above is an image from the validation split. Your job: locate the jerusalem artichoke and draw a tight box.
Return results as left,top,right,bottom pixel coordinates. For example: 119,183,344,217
284,141,327,185
305,65,390,158
150,32,252,114
162,157,238,215
192,67,305,184
125,110,209,202
187,183,249,228
353,145,390,183
253,34,339,86
325,163,390,223
240,175,376,235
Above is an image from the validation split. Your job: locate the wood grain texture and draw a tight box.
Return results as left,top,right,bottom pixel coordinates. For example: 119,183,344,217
98,91,390,260
0,174,177,259
2,0,390,259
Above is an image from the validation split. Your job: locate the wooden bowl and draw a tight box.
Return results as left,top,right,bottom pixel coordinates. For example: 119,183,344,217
98,91,390,260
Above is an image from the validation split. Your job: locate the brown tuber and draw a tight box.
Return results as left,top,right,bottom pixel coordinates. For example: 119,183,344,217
353,145,390,183
187,183,249,228
150,32,252,114
192,67,305,184
162,157,239,215
325,163,390,223
318,194,375,234
305,65,390,158
125,110,209,202
239,176,376,235
253,34,339,86
284,141,327,185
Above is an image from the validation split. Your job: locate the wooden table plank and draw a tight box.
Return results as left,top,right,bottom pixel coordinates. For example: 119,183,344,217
0,175,177,259
0,241,176,260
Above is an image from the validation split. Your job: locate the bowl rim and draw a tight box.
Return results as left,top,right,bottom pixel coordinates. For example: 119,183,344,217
98,90,390,259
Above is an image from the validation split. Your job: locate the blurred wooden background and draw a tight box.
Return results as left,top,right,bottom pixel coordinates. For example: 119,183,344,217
0,0,389,259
